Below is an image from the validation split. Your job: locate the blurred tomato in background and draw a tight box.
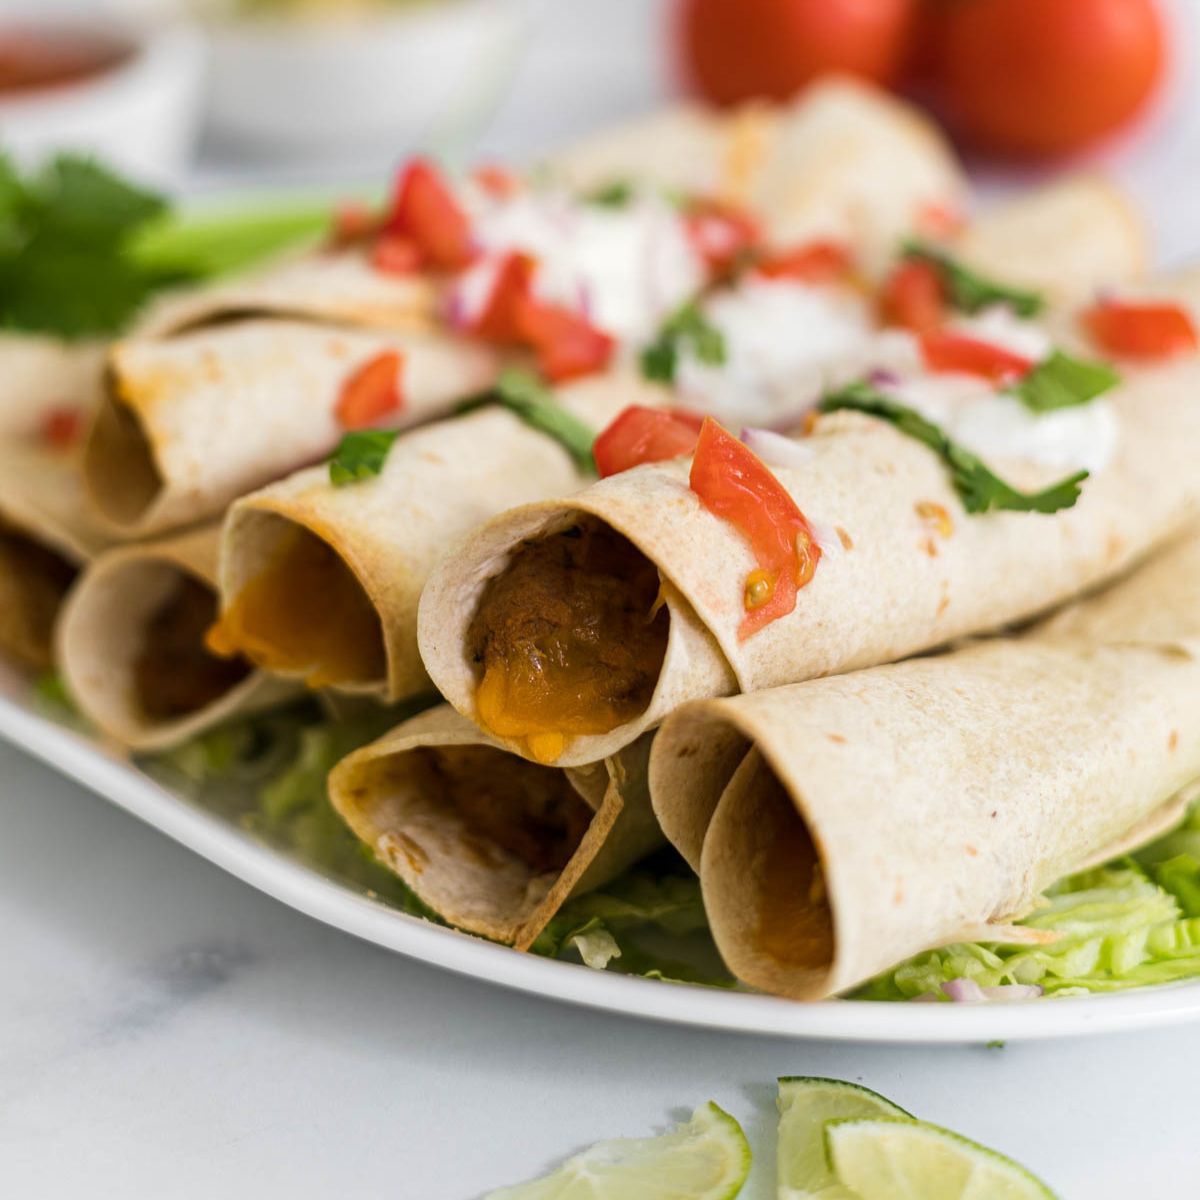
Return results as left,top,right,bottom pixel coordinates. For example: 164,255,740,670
678,0,1170,160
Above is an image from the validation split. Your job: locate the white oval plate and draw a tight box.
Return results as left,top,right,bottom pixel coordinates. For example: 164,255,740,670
8,680,1200,1045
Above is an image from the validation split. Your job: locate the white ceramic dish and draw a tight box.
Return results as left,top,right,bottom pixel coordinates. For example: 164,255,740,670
5,666,1200,1045
0,13,205,185
203,0,527,156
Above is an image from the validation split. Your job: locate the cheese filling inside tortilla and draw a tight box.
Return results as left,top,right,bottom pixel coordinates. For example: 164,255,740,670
207,525,386,689
134,575,251,721
467,518,669,764
0,524,77,672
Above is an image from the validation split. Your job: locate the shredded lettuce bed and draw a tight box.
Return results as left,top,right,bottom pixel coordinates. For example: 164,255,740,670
31,672,1200,999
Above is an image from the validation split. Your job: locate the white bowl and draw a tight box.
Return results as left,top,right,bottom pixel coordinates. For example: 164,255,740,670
0,14,205,185
205,0,528,157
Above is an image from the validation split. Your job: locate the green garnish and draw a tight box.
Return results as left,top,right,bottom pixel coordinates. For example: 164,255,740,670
459,368,598,473
640,300,726,384
1013,349,1121,413
0,154,186,338
820,382,1088,515
328,430,400,486
903,239,1045,319
586,179,635,208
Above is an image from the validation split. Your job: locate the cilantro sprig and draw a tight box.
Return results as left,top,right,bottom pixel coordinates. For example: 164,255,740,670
458,368,598,473
585,179,635,208
640,301,726,384
820,382,1088,515
902,239,1045,319
1013,349,1121,413
0,154,187,338
329,430,400,486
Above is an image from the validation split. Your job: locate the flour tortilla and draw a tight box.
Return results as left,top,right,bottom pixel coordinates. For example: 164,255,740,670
647,525,1200,1000
216,371,665,701
547,77,968,273
0,334,106,439
57,524,295,751
421,323,1200,765
84,320,500,537
328,704,662,947
0,441,108,673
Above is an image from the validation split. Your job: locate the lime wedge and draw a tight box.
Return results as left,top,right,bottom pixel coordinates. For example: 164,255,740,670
826,1117,1057,1200
776,1076,911,1199
484,1101,751,1200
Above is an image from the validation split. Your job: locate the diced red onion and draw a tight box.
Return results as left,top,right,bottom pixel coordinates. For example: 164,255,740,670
867,367,902,389
741,426,816,469
941,979,1044,1003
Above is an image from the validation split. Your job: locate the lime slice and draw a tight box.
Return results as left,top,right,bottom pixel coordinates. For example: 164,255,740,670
826,1117,1057,1200
484,1101,751,1200
776,1076,911,1199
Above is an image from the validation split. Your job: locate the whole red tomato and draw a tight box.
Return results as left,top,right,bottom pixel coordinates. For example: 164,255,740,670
678,0,919,106
938,0,1166,157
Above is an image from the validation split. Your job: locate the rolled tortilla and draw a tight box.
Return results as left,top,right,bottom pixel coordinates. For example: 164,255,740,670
57,524,296,751
546,77,968,271
0,334,106,440
85,320,500,537
210,371,664,700
647,531,1200,1001
328,705,662,947
420,303,1200,767
0,442,107,673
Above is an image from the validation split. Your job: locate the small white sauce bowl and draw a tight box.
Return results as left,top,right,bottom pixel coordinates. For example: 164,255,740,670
203,0,528,157
0,14,205,185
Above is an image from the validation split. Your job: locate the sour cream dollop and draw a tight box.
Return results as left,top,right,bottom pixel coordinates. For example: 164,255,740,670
675,277,872,427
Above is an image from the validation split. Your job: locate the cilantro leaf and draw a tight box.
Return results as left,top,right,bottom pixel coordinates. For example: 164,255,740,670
640,300,726,384
1013,349,1121,413
586,179,635,208
458,368,598,473
0,154,183,338
328,430,400,486
903,239,1045,319
820,382,1089,515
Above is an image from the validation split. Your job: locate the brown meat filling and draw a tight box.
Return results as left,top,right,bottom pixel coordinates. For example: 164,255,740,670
466,518,669,762
134,575,251,720
418,745,593,874
0,527,76,672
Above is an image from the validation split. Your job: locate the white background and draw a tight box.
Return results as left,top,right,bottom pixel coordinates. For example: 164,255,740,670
4,1,1200,1195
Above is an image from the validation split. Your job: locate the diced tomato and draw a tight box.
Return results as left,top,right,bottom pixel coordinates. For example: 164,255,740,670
471,163,519,199
335,351,405,430
919,330,1033,383
39,406,83,450
880,259,946,333
752,240,853,284
330,201,378,246
385,158,476,270
684,198,764,275
916,201,966,240
520,301,616,383
593,406,704,478
472,253,538,344
688,418,821,641
1083,299,1199,360
370,234,423,276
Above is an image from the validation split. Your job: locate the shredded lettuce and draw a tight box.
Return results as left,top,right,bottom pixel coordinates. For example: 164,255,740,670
529,859,736,987
858,831,1200,1001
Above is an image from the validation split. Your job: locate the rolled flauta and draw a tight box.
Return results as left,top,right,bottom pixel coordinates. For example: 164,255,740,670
84,320,500,537
420,321,1200,766
545,77,968,268
328,704,662,947
646,531,1200,1001
0,442,108,673
210,371,664,700
57,524,296,751
0,334,106,439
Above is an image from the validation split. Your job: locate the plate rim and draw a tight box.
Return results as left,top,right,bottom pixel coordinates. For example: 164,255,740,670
8,688,1200,1045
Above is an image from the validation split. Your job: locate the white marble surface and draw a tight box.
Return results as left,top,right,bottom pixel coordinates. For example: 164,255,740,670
6,1,1200,1195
